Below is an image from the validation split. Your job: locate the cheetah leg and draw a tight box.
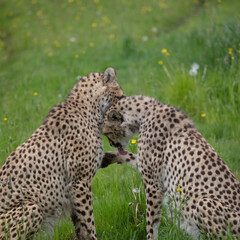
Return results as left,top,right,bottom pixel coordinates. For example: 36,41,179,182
144,182,163,240
194,198,240,239
0,202,43,240
101,151,138,170
70,180,97,240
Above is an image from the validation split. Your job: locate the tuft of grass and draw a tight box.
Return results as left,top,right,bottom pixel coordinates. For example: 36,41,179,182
34,219,75,240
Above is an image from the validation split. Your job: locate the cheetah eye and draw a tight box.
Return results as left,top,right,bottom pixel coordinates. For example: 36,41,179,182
112,115,119,121
129,126,137,133
104,132,113,135
108,110,123,122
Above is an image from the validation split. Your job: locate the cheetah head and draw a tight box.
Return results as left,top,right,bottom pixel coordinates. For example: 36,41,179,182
68,67,125,120
101,102,139,155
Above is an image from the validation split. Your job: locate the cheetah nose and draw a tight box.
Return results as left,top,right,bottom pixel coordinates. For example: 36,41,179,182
115,143,123,148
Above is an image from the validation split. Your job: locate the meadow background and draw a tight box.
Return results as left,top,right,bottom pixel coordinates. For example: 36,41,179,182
0,0,240,239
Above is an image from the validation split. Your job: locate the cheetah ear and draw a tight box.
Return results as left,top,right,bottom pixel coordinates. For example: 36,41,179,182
104,67,117,84
108,110,123,122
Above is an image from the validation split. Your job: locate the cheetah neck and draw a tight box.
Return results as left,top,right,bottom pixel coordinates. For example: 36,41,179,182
64,89,109,126
116,95,195,134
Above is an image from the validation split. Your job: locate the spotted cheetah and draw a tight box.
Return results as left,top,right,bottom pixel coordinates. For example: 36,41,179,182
101,95,240,240
0,68,124,240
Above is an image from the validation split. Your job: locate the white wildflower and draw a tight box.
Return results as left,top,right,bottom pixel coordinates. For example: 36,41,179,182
132,188,140,193
152,27,158,33
69,37,76,42
191,63,199,70
189,69,198,76
141,36,149,42
189,62,200,76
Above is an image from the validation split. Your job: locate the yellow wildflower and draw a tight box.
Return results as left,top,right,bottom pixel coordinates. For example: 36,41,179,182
98,5,103,11
162,49,167,53
177,188,182,192
158,60,163,65
4,117,8,121
0,32,6,38
81,50,86,54
159,2,168,8
131,139,137,144
109,34,115,39
89,42,95,47
91,22,97,28
33,38,38,44
43,19,49,25
75,54,79,58
111,25,118,30
141,6,152,13
0,40,4,50
102,16,111,24
232,56,235,60
34,92,38,96
75,15,80,20
37,10,43,17
69,0,74,3
201,113,206,117
94,0,99,3
53,40,61,47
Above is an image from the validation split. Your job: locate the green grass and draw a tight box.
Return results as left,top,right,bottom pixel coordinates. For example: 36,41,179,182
0,0,240,239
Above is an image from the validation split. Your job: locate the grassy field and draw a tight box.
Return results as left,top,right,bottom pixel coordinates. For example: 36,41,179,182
0,0,240,239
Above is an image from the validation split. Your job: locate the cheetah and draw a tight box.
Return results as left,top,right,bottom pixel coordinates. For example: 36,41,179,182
101,95,240,240
0,68,124,240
